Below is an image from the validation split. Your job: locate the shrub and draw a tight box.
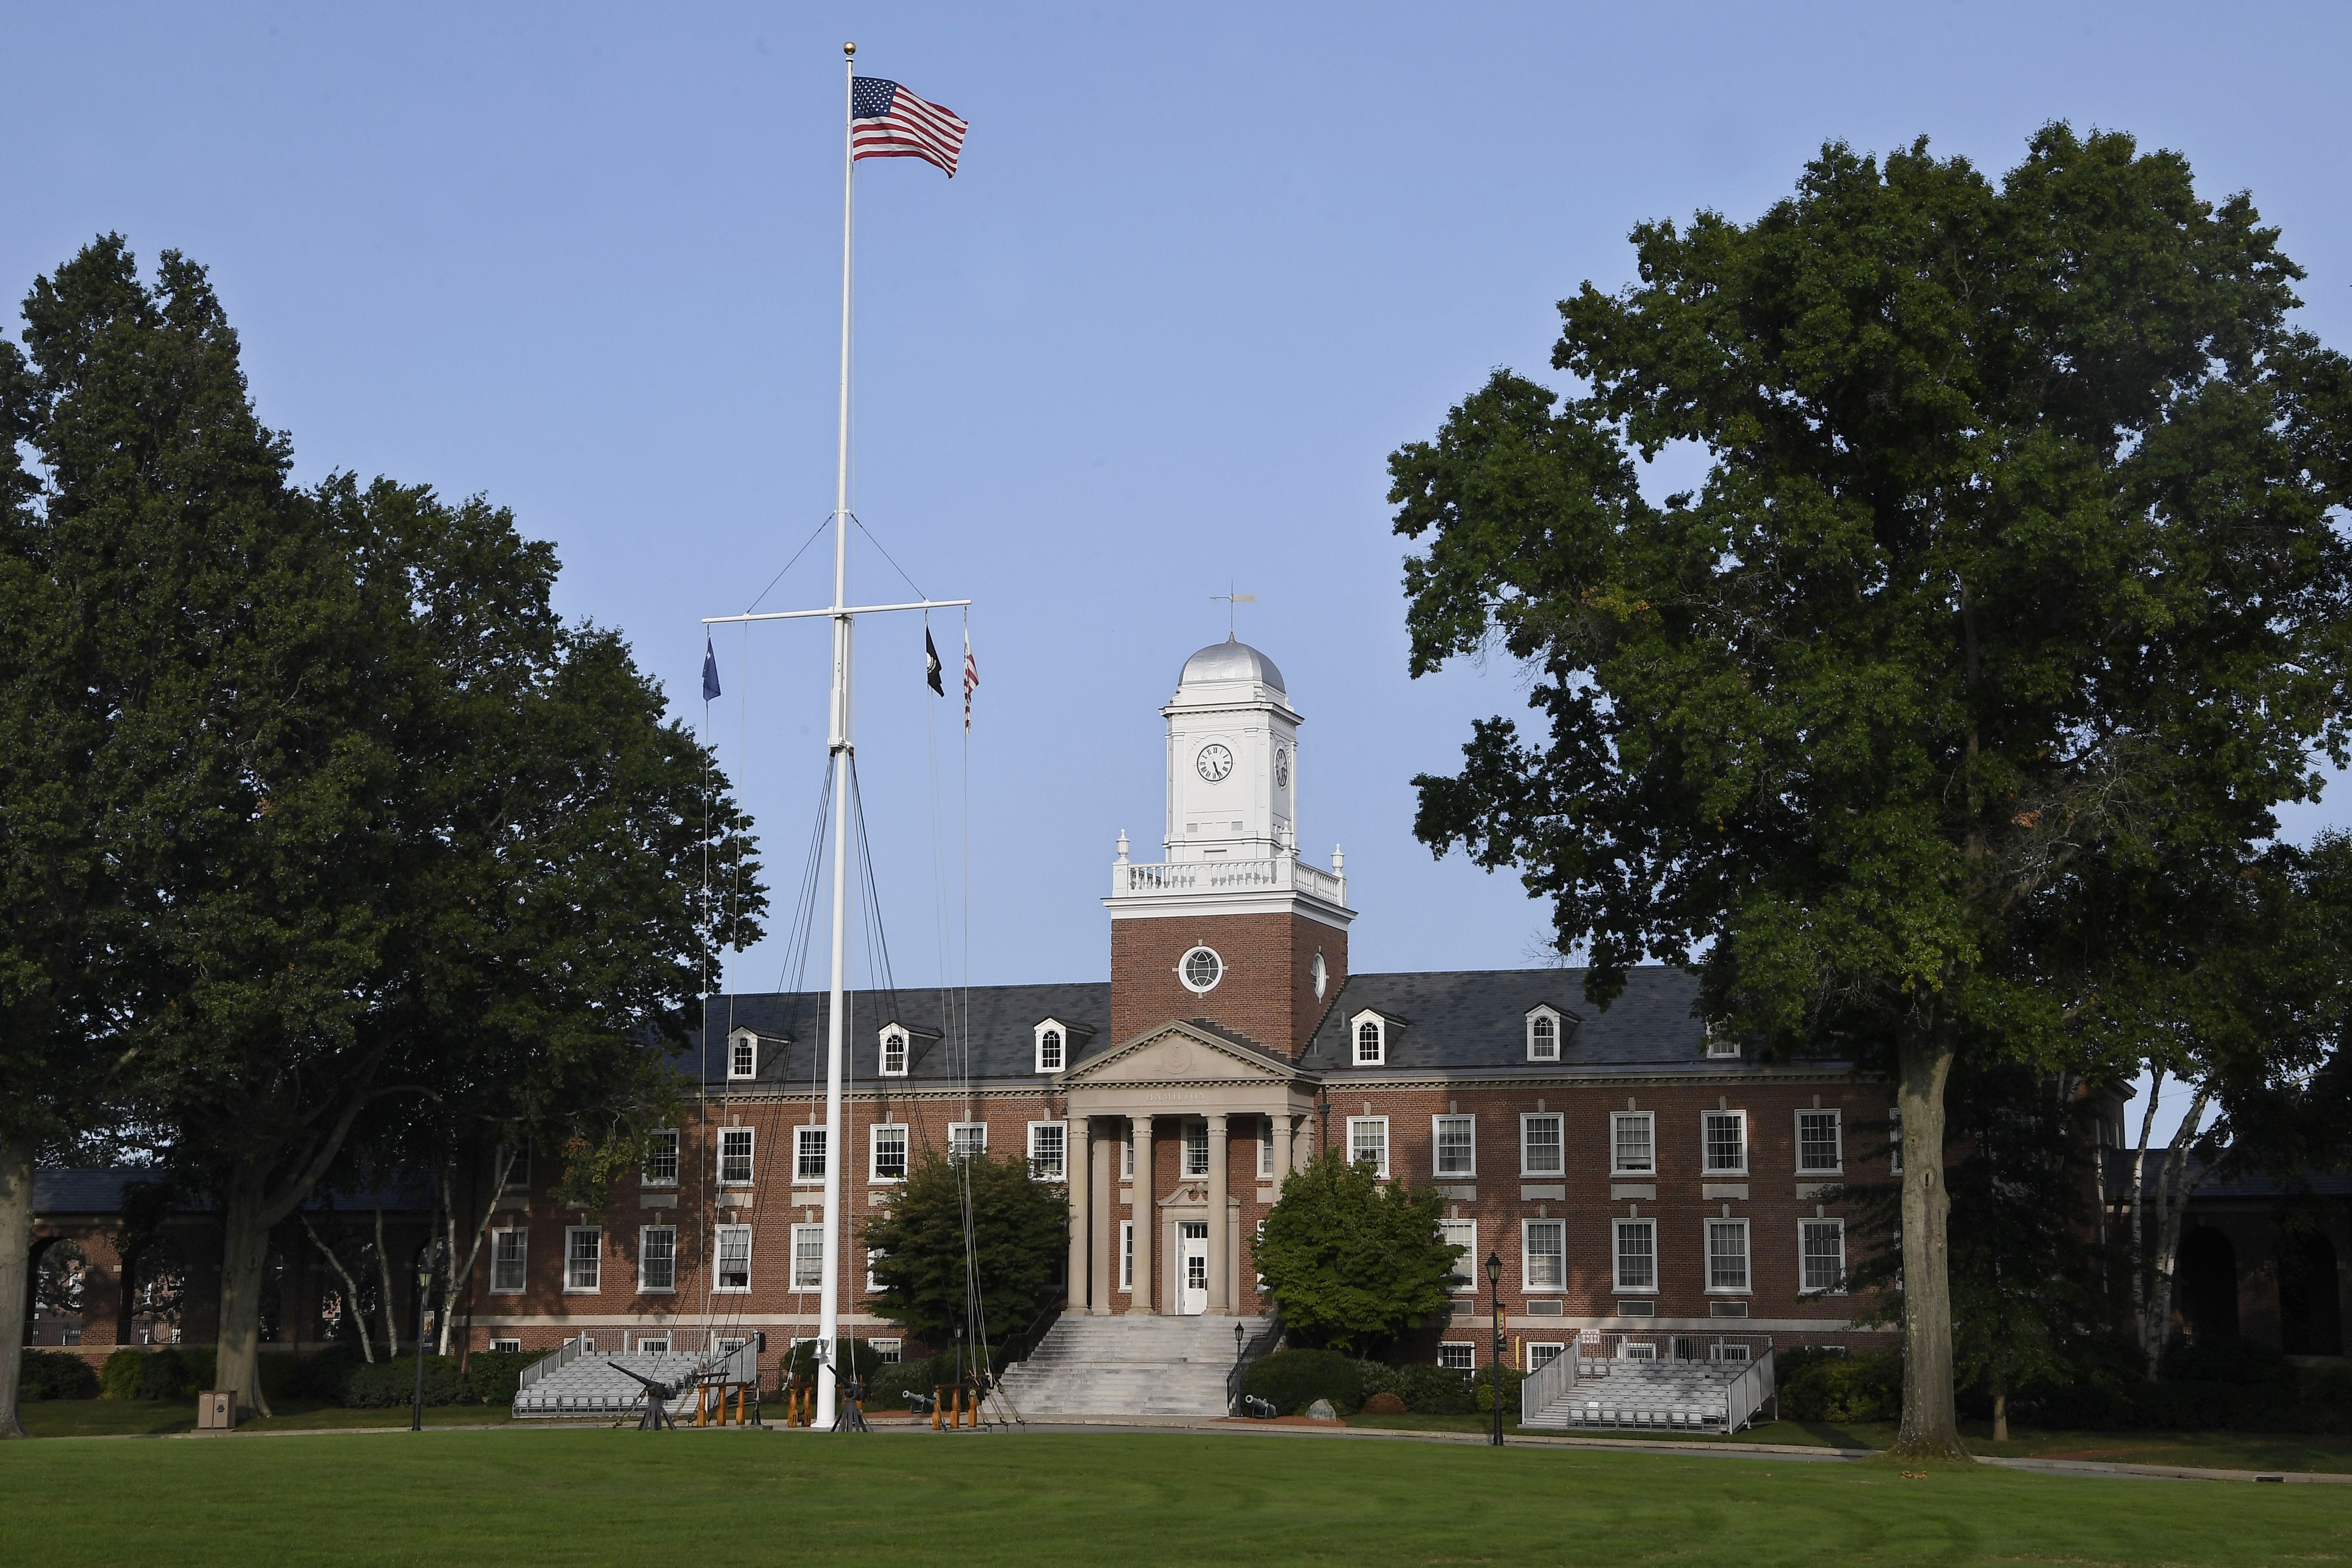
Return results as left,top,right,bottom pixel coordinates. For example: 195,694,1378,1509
1359,1390,1407,1414
2305,1363,2352,1414
1241,1348,1362,1417
20,1350,98,1401
99,1347,193,1401
2028,1378,2346,1434
1778,1346,1901,1424
864,1350,953,1410
778,1337,891,1391
465,1350,540,1407
294,1344,368,1403
1471,1363,1524,1417
341,1354,471,1408
2160,1335,2292,1387
181,1345,217,1394
1394,1362,1472,1416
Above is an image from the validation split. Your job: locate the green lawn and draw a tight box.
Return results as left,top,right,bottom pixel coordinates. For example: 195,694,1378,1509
13,1398,517,1439
2,1430,2344,1568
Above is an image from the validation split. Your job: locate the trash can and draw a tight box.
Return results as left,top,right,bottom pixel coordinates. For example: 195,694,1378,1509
197,1390,237,1431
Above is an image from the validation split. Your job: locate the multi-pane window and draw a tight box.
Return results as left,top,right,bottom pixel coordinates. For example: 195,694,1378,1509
1704,1028,1740,1060
492,1337,522,1353
1523,1219,1566,1291
1706,1219,1751,1292
497,1146,530,1191
1438,1343,1476,1374
564,1226,602,1293
1354,1018,1383,1065
1801,1220,1846,1294
635,1335,670,1354
1120,1221,1134,1292
1521,1113,1564,1176
1612,1112,1655,1175
872,1339,903,1364
795,1126,827,1183
1028,1121,1067,1181
1036,1028,1064,1073
1434,1115,1476,1178
1258,1120,1275,1179
880,1029,908,1077
729,1036,756,1078
719,1127,755,1185
1797,1111,1842,1174
1347,1116,1388,1177
641,1129,679,1187
1440,1219,1477,1291
866,1248,886,1292
1527,1342,1565,1372
1183,1121,1209,1177
716,1225,753,1292
1703,1111,1748,1174
870,1124,908,1183
639,1226,677,1293
1614,1219,1657,1293
949,1122,988,1160
1528,1012,1559,1061
490,1229,526,1293
788,1224,822,1290
1122,1131,1134,1178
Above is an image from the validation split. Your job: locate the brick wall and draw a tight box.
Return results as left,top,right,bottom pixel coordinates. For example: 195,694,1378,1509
1109,910,1345,1056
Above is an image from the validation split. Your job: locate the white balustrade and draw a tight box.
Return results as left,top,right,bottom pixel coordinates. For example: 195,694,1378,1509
1111,856,1346,905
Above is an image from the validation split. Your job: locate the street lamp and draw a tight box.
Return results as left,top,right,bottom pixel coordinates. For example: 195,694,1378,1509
411,1260,434,1432
1483,1251,1504,1448
1232,1321,1246,1412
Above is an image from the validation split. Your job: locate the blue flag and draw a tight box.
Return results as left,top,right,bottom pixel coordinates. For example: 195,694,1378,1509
702,635,722,703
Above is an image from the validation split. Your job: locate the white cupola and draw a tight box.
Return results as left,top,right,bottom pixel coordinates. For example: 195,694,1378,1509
1162,637,1299,862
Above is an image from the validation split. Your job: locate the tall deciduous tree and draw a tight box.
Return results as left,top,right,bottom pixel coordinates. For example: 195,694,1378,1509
1256,1152,1459,1354
1387,129,2352,1457
861,1150,1067,1345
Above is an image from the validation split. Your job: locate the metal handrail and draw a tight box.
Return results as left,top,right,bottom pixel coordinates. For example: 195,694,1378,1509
517,1335,588,1392
1519,1345,1579,1421
1227,1316,1283,1413
1723,1348,1777,1434
992,1299,1063,1377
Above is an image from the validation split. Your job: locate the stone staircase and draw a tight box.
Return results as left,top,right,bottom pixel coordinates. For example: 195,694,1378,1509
511,1348,749,1421
995,1313,1274,1419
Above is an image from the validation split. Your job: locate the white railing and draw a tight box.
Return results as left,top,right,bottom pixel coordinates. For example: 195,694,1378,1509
517,1335,588,1392
1112,856,1345,905
1520,1345,1579,1421
1723,1348,1776,1434
1580,1331,1772,1366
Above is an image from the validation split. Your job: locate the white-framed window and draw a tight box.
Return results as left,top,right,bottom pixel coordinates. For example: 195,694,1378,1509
880,1025,909,1078
1521,1112,1564,1176
1119,1221,1134,1292
790,1224,825,1291
1526,1006,1563,1062
1028,1121,1067,1181
872,1338,903,1364
1889,1106,1903,1174
1706,1219,1751,1293
492,1336,522,1353
564,1226,602,1293
641,1129,679,1187
949,1122,987,1161
497,1146,530,1191
1183,1120,1209,1177
638,1225,677,1293
1347,1116,1388,1177
1034,1020,1067,1074
1178,945,1224,994
1612,1111,1655,1175
795,1125,828,1184
1704,1026,1740,1060
718,1127,755,1186
728,1032,757,1079
870,1123,909,1183
1350,1011,1386,1065
1440,1218,1477,1292
1258,1118,1275,1179
1614,1218,1657,1294
1800,1219,1846,1294
866,1247,885,1292
1254,1215,1268,1294
1523,1219,1566,1292
715,1224,753,1292
1438,1342,1477,1375
1703,1111,1748,1175
634,1334,670,1354
1527,1341,1565,1372
1797,1109,1842,1174
1433,1114,1476,1178
1122,1129,1135,1178
489,1229,526,1294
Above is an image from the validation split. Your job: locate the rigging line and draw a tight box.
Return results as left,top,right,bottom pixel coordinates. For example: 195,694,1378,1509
745,512,840,617
697,636,715,1356
849,512,927,602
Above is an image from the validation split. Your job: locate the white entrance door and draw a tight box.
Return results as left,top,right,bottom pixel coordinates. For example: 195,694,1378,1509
1178,1223,1209,1315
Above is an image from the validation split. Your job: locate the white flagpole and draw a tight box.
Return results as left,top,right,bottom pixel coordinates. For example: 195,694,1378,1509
815,37,857,1430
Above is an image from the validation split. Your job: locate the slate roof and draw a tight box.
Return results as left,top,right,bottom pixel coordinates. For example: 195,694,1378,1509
1298,967,1840,1076
687,982,1110,1089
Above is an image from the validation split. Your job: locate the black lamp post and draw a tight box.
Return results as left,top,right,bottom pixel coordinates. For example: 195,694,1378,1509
1483,1250,1504,1447
410,1259,434,1432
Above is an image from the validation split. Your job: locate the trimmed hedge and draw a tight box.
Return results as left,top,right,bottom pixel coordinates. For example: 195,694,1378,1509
1353,1358,1521,1417
1778,1346,1902,1424
20,1350,99,1401
2030,1378,2352,1434
1241,1349,1361,1417
341,1353,471,1408
464,1350,539,1407
100,1347,193,1401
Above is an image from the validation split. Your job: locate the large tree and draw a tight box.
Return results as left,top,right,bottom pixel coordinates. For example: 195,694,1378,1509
1387,128,2352,1457
1256,1151,1459,1354
861,1150,1067,1345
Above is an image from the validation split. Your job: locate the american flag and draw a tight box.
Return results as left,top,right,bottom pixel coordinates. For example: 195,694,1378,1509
851,78,969,178
962,628,979,731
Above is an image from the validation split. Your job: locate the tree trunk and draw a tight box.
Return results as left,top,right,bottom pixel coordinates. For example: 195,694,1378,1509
438,1150,512,1357
1892,1016,1969,1460
2144,1088,2214,1369
0,1136,34,1439
298,1214,372,1362
1991,1388,2008,1443
373,1187,398,1359
2128,1071,2163,1376
215,1168,276,1418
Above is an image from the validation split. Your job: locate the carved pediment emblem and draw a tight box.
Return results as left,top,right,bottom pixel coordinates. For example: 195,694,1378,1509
1060,1020,1302,1089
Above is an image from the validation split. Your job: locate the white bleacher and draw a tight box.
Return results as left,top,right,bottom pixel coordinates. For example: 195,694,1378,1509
510,1341,758,1421
1518,1335,1775,1435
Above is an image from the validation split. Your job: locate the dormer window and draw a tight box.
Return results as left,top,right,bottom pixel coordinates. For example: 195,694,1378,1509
880,1025,909,1078
1526,1007,1564,1062
1035,1020,1067,1074
1704,1025,1740,1060
728,1033,756,1080
1351,1011,1386,1067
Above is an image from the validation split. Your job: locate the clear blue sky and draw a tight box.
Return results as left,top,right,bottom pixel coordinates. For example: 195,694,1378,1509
8,4,2348,1130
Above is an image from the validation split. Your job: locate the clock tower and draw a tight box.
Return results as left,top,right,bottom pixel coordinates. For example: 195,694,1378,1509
1105,638,1353,1055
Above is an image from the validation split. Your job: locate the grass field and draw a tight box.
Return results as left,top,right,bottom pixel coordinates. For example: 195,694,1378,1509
1,1429,2344,1568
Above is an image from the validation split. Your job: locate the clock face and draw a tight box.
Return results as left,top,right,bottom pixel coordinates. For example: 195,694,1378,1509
1196,743,1234,783
1274,749,1290,789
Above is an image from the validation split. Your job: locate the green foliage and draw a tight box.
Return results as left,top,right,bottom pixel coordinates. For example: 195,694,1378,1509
1780,1348,1905,1424
2161,1335,2293,1387
859,1149,1067,1343
1240,1349,1363,1417
1255,1153,1457,1354
341,1354,470,1408
864,1351,959,1409
18,1350,98,1401
1470,1363,1523,1417
777,1337,889,1390
99,1348,192,1401
291,1344,368,1403
462,1350,539,1406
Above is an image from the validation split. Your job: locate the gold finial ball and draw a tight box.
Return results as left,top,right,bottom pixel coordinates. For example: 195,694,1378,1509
844,41,856,56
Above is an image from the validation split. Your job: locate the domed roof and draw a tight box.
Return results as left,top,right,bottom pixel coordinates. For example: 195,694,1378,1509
1179,638,1285,692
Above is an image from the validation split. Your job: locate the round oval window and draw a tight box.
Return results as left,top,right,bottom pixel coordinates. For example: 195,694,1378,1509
1180,946,1223,993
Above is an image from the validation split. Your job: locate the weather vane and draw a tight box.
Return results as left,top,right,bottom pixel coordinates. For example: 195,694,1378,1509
1210,584,1257,640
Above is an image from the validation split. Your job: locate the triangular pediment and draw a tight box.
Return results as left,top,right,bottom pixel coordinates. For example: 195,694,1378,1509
1058,1019,1305,1089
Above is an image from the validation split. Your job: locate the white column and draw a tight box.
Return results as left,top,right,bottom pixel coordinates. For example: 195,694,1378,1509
1132,1116,1155,1314
1207,1114,1229,1314
1065,1116,1090,1312
1091,1124,1115,1314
